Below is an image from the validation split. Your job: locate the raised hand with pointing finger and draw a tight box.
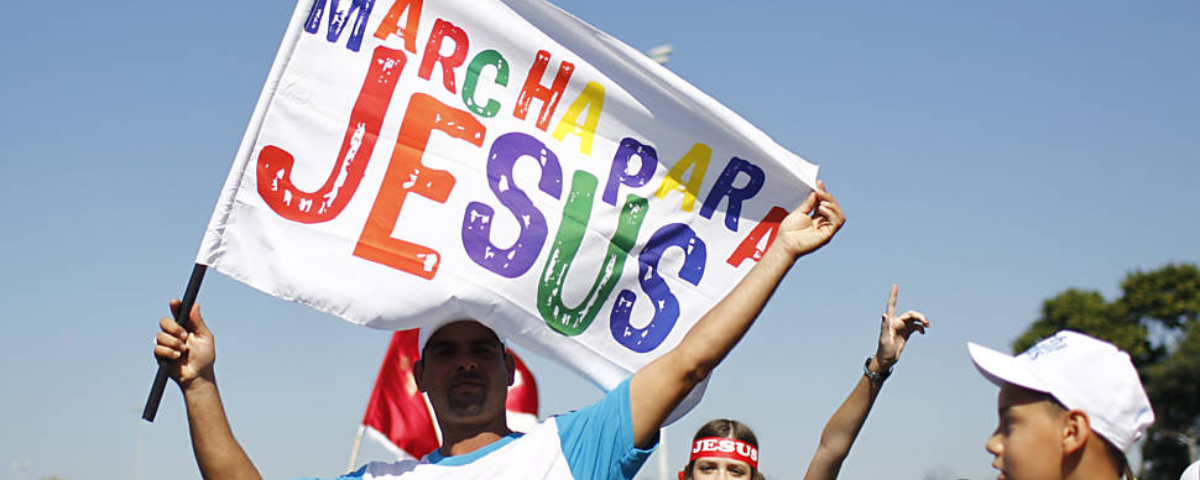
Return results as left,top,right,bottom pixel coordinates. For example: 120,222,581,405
801,284,930,480
874,284,930,374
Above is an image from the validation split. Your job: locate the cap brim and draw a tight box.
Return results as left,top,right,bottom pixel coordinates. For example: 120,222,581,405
968,342,1048,393
418,318,507,355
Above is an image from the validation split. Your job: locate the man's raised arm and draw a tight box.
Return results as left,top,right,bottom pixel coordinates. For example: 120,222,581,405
629,181,846,447
154,300,264,480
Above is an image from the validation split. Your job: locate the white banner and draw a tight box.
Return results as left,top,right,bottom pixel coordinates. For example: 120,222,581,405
199,0,819,396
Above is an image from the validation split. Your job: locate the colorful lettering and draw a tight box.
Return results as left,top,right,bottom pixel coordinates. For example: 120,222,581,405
654,143,712,212
513,50,574,131
551,81,605,155
726,206,788,267
462,133,563,278
354,93,485,279
417,19,469,94
304,0,376,52
699,157,765,232
257,46,406,224
538,172,647,336
602,137,658,206
461,50,509,118
372,0,423,53
609,223,706,352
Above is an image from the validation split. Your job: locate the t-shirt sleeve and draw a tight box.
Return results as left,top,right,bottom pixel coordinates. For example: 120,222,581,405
555,378,658,480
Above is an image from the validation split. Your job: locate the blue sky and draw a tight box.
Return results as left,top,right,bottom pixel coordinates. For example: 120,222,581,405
1,1,1197,480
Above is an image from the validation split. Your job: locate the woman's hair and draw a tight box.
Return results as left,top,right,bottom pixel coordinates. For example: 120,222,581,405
682,419,766,480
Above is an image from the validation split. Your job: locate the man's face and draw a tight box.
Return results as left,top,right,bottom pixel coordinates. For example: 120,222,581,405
985,383,1068,480
415,321,514,425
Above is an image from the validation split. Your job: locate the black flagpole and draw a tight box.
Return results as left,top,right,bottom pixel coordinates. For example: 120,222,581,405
142,263,208,422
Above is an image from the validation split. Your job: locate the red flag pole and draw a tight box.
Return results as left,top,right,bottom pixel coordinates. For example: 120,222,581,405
141,263,208,422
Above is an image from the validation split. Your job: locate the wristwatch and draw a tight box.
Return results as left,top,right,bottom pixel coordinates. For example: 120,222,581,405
863,356,892,383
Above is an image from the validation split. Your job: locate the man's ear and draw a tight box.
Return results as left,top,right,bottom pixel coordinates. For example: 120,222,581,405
505,350,516,387
1062,410,1092,455
414,359,428,393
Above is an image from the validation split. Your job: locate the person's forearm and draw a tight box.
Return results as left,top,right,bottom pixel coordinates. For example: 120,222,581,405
630,246,797,444
671,246,797,380
801,364,884,480
182,380,264,480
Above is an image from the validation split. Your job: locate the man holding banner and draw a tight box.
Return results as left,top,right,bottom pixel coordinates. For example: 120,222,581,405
153,183,844,480
151,0,855,477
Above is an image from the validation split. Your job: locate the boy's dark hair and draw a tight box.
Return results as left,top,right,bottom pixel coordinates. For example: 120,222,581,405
1031,391,1132,480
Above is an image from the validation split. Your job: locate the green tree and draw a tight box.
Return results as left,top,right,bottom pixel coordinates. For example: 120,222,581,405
1012,263,1200,480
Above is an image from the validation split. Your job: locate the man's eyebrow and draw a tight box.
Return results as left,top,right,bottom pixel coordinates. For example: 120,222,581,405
427,339,454,349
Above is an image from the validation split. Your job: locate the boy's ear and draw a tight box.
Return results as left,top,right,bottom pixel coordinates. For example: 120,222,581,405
414,359,427,393
1062,410,1092,454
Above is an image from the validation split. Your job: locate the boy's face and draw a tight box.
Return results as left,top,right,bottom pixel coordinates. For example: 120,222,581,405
985,383,1068,480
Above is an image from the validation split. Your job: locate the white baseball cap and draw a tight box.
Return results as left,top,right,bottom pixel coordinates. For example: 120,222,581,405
968,330,1155,453
417,318,507,355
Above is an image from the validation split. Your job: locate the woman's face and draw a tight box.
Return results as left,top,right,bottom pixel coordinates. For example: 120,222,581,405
691,457,753,480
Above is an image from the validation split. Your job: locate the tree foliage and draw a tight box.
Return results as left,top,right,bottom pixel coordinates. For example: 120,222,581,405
1012,263,1200,480
1012,288,1149,361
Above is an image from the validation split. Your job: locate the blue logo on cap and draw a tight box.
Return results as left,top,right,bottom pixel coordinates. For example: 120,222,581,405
1022,335,1067,360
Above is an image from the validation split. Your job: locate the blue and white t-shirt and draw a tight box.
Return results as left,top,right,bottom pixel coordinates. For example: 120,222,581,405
303,378,654,480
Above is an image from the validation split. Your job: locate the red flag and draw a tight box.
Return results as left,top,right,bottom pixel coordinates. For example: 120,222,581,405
361,329,439,459
361,329,539,459
504,349,539,432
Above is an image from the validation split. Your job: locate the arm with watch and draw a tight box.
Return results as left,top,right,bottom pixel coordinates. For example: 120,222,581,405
800,284,929,480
